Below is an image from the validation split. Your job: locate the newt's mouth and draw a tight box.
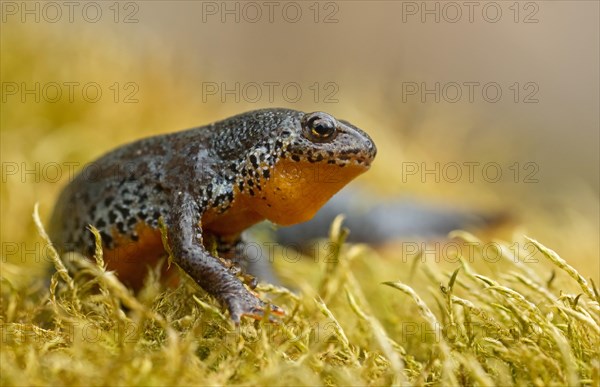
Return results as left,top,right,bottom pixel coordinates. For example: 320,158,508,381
352,152,376,168
328,146,377,169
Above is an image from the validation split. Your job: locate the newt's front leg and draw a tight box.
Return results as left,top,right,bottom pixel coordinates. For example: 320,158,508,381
167,192,284,324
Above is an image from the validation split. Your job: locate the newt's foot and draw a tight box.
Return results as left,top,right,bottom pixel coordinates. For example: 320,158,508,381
226,290,285,325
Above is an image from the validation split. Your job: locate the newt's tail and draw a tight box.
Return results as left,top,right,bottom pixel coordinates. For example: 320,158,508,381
272,188,513,247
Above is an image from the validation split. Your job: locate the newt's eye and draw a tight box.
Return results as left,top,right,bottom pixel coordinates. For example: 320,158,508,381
302,112,338,142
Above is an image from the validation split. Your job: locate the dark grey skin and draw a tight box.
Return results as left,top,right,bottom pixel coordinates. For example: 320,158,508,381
49,108,377,323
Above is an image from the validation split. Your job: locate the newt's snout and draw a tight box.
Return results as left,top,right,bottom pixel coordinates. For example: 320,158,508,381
332,121,377,168
334,119,377,168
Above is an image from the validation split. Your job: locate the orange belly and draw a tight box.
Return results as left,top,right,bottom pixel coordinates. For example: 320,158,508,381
103,223,179,290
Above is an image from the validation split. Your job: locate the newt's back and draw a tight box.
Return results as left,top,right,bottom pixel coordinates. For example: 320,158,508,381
48,127,213,256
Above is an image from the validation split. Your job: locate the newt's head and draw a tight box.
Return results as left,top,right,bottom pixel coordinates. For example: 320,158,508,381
283,111,377,168
246,109,377,225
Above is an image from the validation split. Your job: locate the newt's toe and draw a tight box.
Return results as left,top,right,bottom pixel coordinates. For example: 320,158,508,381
226,291,285,324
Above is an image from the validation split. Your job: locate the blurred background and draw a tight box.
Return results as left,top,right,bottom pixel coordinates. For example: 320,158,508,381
1,1,598,283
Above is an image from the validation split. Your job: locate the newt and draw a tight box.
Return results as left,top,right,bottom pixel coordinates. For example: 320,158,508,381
49,108,377,323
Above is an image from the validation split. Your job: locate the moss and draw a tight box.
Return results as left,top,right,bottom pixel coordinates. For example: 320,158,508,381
1,210,598,386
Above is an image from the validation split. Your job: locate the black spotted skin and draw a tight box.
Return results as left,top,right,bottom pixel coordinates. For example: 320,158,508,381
49,108,377,323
